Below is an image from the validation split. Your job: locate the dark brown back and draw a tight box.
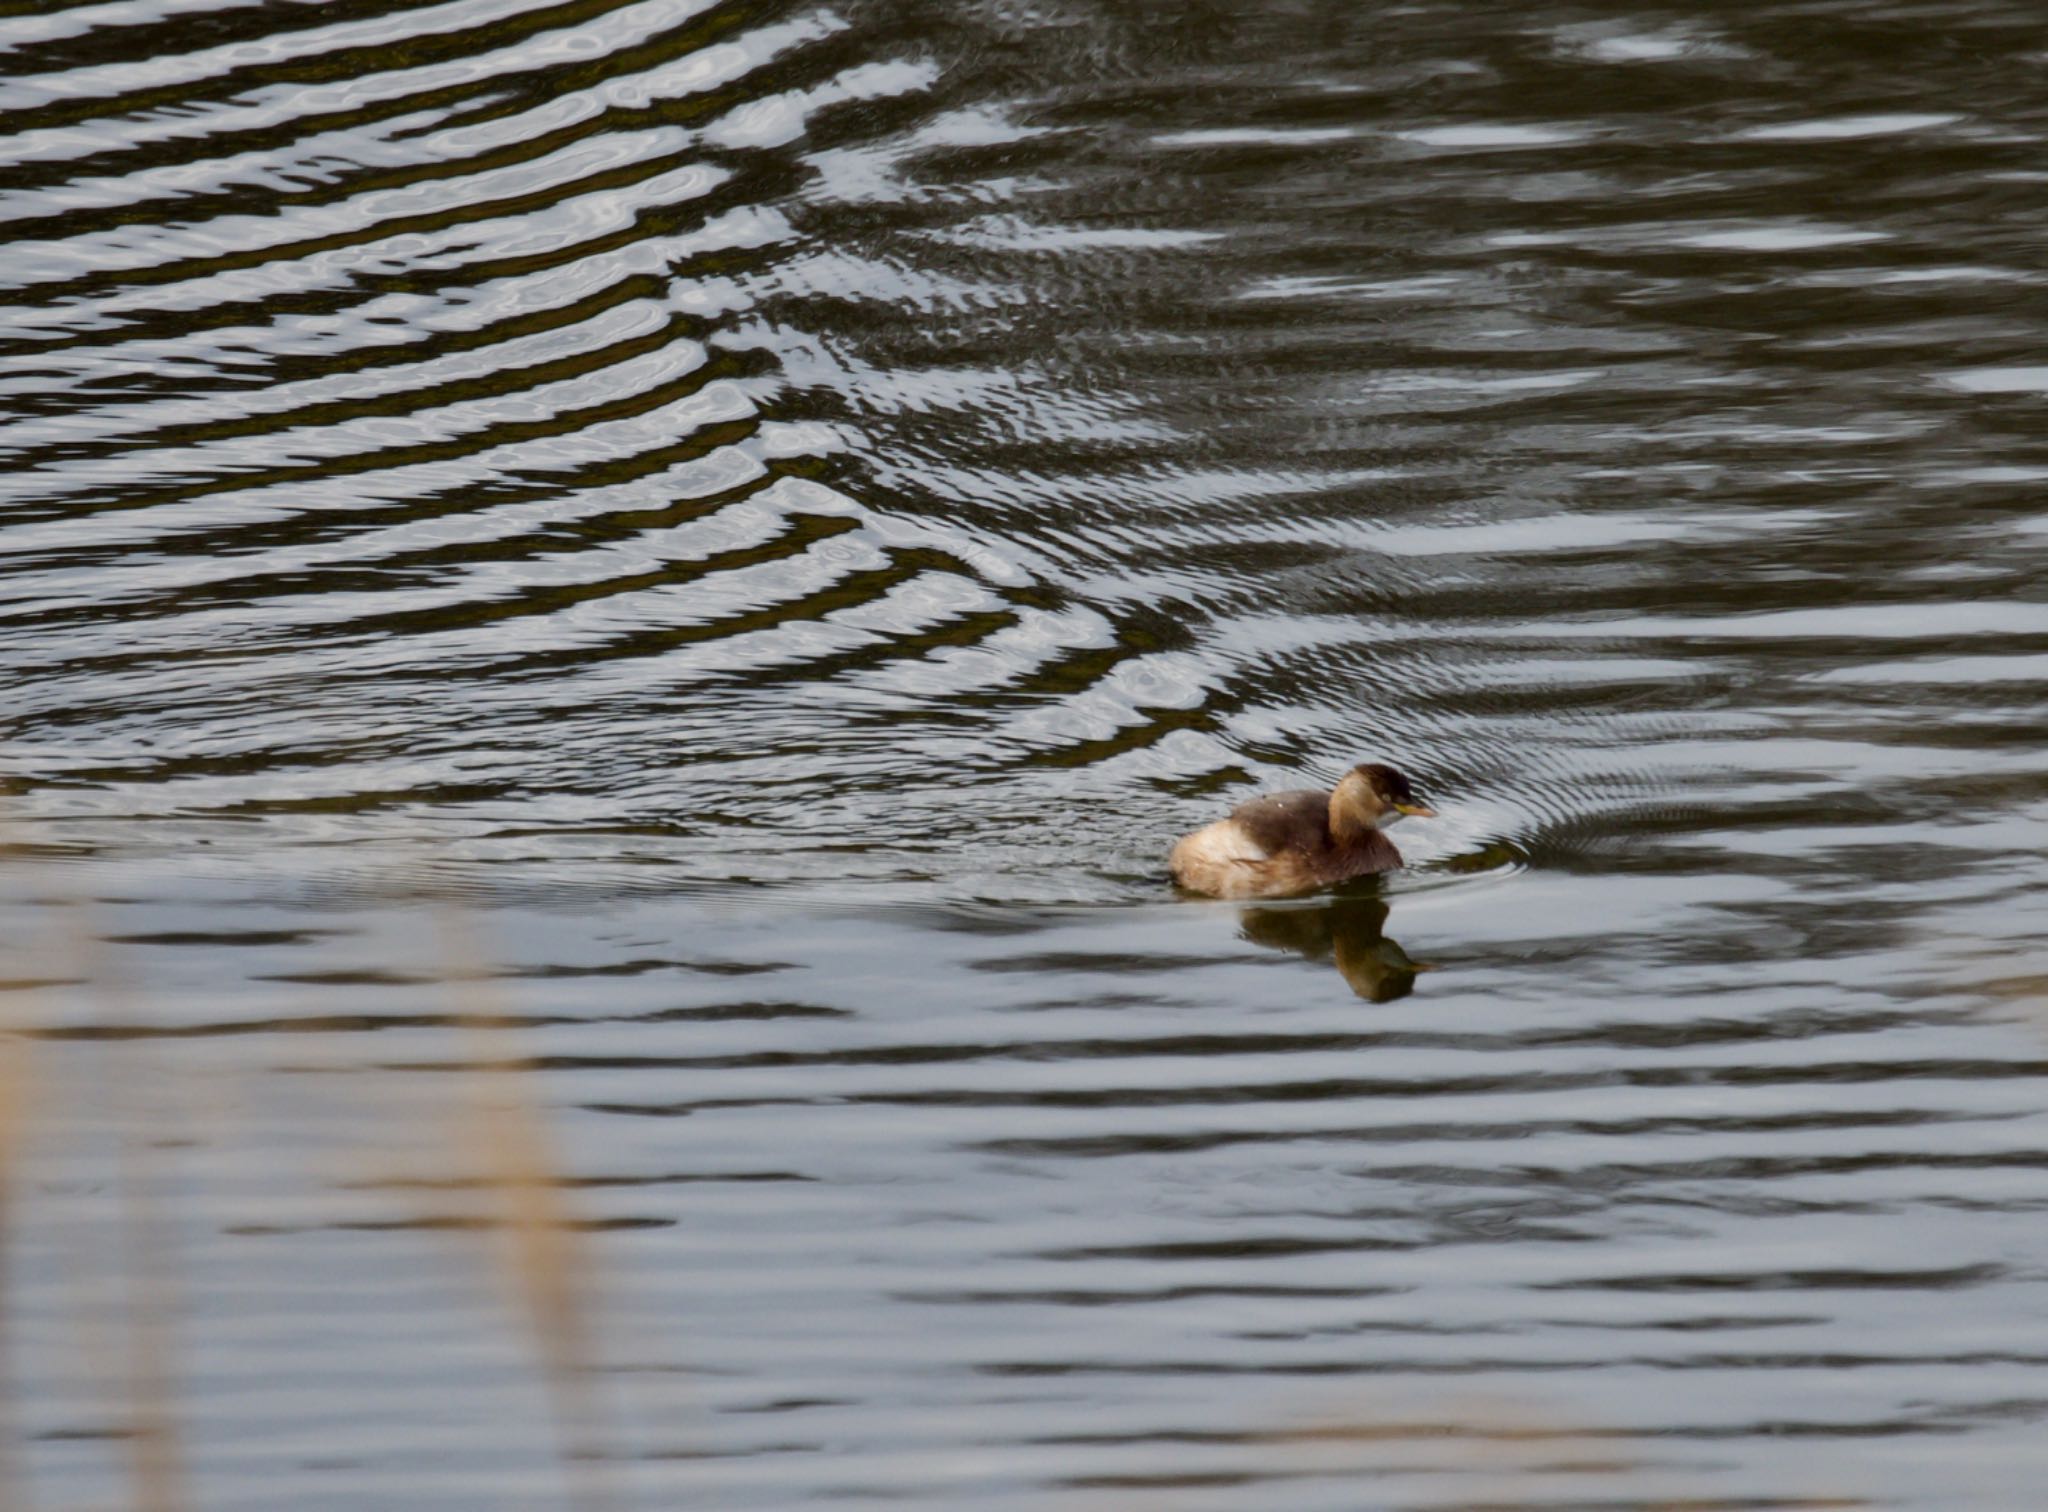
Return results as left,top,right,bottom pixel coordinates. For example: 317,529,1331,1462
1229,789,1332,857
1231,787,1402,882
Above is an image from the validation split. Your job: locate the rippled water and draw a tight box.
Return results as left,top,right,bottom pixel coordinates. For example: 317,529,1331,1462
5,0,2048,1505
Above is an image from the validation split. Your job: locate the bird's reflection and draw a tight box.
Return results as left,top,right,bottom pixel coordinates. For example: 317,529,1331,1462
1237,896,1430,1002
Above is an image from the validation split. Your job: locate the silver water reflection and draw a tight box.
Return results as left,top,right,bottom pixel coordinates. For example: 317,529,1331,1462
4,0,2048,1506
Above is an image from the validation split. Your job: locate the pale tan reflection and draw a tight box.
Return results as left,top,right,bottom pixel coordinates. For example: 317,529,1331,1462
1236,896,1432,1002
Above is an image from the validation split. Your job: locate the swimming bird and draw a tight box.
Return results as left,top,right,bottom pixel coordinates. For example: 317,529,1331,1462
1168,762,1437,899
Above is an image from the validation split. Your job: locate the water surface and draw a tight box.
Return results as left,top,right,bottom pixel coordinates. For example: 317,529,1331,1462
4,0,2048,1506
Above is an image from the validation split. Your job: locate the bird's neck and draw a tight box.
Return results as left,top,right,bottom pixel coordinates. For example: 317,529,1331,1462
1328,797,1372,845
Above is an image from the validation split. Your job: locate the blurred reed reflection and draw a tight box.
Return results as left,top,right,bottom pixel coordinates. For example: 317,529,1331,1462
1236,895,1430,1003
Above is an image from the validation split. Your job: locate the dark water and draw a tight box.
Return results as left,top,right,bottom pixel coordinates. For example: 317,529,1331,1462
5,0,2048,1505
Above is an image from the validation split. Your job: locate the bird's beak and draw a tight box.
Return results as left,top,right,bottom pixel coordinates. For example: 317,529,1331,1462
1394,802,1438,819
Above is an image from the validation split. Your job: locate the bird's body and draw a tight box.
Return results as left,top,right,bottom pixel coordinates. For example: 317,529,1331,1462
1168,763,1435,900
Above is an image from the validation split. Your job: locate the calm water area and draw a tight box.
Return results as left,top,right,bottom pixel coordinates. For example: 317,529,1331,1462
4,0,2048,1506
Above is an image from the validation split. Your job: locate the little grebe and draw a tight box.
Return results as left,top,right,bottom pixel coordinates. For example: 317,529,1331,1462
1169,762,1437,899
